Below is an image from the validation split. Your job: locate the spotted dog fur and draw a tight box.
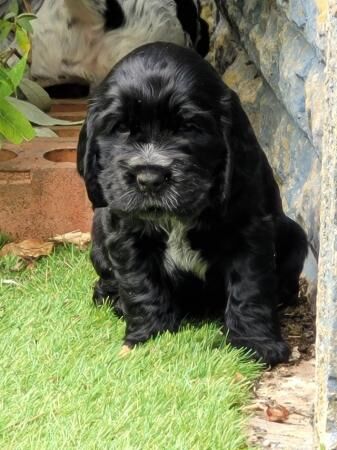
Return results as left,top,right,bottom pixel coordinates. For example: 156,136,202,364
0,0,209,87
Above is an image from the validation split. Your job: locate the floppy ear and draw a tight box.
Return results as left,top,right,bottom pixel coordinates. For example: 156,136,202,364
77,120,107,208
77,121,88,178
220,88,270,207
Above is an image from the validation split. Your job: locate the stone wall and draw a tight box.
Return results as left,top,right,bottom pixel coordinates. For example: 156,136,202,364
314,2,337,446
202,0,326,295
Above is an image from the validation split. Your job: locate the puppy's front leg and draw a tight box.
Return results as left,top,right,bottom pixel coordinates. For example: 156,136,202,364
120,283,178,348
110,229,179,348
224,218,290,366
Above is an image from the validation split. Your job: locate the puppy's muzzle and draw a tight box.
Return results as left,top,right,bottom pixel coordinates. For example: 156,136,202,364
136,166,171,193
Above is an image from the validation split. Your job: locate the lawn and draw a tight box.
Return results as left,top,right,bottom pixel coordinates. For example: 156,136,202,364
0,244,261,450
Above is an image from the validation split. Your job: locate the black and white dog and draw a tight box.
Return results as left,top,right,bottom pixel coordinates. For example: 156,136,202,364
0,0,209,87
77,42,308,366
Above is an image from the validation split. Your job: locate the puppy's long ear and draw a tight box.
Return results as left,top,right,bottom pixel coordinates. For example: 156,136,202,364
220,89,269,207
77,120,107,208
77,121,88,178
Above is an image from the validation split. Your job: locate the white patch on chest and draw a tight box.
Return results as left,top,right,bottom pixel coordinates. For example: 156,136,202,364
159,218,208,281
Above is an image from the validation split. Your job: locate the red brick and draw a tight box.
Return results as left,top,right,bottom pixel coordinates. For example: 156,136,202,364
0,100,93,240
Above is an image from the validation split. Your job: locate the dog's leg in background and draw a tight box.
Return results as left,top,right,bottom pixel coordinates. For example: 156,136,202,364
64,0,105,25
224,218,290,366
31,0,122,86
65,0,125,31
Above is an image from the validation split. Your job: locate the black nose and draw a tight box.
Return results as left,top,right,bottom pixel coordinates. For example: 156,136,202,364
136,170,168,193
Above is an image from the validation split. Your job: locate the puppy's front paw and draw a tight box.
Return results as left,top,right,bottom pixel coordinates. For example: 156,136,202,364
253,340,290,367
228,335,290,367
118,345,133,357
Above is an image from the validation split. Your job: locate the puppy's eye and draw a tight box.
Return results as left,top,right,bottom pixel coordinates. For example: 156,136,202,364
114,122,129,134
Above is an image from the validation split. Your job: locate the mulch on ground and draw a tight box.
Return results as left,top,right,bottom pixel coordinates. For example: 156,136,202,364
248,278,316,449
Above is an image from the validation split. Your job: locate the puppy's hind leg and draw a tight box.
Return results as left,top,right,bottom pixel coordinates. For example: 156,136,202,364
224,218,290,367
90,210,121,313
275,215,308,306
91,239,122,313
92,277,119,307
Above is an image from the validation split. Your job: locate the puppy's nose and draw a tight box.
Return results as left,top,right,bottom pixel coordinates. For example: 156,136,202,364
136,170,167,193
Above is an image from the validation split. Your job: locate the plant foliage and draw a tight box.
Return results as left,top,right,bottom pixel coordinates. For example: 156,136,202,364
0,0,36,146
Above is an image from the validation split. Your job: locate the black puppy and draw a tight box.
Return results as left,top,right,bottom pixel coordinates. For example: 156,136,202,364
77,42,307,366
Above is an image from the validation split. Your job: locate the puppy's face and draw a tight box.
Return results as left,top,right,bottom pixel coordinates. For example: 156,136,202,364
79,43,230,219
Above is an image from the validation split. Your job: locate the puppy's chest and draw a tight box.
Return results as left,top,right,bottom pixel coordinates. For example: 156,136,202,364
159,219,208,280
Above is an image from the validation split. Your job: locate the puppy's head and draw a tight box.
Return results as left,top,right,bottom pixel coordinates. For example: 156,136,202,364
78,42,232,219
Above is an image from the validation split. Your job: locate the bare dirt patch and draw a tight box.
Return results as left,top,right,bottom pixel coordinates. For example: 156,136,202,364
248,280,315,449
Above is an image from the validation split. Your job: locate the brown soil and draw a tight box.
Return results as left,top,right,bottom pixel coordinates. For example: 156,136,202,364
248,279,316,449
280,278,316,362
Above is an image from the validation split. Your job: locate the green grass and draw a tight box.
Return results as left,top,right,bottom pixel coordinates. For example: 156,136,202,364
0,245,261,450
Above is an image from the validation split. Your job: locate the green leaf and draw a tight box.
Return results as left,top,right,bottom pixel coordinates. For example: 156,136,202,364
0,132,5,149
0,66,15,97
16,14,36,33
0,20,12,43
19,78,52,111
6,97,84,126
0,97,35,144
15,27,30,53
4,11,16,20
6,0,18,16
0,55,27,97
16,13,37,20
34,127,58,138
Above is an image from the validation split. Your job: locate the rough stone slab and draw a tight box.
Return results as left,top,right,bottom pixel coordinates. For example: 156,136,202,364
221,0,325,151
275,0,327,57
248,359,315,449
314,2,337,448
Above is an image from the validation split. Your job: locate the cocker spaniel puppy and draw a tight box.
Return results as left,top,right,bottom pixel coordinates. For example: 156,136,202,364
0,0,209,87
77,42,308,366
